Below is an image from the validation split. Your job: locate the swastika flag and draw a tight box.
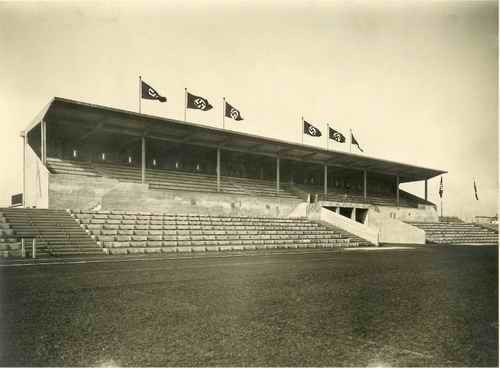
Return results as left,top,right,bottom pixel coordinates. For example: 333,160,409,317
225,101,243,121
187,92,213,111
304,120,322,137
329,127,346,143
351,132,364,152
141,80,167,102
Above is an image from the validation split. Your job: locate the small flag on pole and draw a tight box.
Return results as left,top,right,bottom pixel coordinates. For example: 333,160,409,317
304,120,322,137
141,80,167,102
474,179,479,200
351,132,364,152
187,92,213,111
329,127,346,143
439,177,443,198
225,101,243,121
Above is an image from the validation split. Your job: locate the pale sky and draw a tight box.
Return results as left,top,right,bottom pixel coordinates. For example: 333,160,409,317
0,0,497,220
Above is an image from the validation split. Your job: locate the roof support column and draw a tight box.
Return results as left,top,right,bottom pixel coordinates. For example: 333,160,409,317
424,179,428,201
41,120,47,165
363,170,367,200
276,157,280,195
324,164,328,197
396,175,400,208
217,146,221,192
141,136,146,184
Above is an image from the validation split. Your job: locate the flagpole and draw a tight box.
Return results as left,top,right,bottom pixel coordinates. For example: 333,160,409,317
326,123,329,150
301,116,304,144
184,88,187,121
349,129,352,153
441,197,443,219
139,75,142,114
222,97,225,129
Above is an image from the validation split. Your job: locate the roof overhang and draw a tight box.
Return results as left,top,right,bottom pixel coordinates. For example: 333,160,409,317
36,97,447,183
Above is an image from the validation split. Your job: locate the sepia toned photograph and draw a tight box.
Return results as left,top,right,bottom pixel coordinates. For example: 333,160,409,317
0,0,498,366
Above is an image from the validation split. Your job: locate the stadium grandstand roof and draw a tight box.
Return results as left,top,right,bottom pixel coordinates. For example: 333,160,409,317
29,97,446,183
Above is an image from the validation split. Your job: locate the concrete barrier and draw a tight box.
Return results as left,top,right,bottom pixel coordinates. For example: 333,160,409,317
366,210,425,245
308,206,379,246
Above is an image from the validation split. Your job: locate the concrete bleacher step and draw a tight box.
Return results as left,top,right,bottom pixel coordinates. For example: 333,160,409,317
80,160,301,198
0,208,102,258
70,210,364,255
407,221,499,245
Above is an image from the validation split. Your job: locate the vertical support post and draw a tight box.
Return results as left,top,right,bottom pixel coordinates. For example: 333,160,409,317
323,164,328,196
216,147,221,192
276,157,280,194
363,170,367,200
351,207,356,221
32,238,36,259
141,136,146,184
336,207,340,214
396,175,400,208
424,179,428,201
21,238,25,258
41,120,47,165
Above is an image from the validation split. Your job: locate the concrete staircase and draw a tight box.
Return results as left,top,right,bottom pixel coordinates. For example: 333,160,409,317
407,221,499,246
0,208,103,257
70,210,363,255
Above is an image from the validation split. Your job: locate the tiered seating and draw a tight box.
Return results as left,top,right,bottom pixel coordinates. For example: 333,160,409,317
91,161,298,198
71,210,366,255
477,223,499,233
0,213,22,257
148,170,297,198
294,183,425,208
91,161,142,183
407,221,499,245
0,208,103,257
46,157,101,177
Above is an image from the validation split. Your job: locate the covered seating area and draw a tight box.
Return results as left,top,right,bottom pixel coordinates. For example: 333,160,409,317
24,97,446,208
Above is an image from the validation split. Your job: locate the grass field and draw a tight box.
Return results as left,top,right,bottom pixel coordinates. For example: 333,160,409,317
0,246,497,366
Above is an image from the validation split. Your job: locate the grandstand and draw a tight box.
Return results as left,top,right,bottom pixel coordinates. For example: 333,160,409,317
2,97,497,257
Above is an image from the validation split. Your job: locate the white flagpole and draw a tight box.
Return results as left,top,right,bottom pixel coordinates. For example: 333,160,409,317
139,75,142,114
301,116,304,144
326,123,329,150
223,97,226,129
349,128,352,153
184,88,187,121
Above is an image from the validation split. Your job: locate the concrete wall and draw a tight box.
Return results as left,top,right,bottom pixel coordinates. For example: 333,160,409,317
368,204,439,223
48,174,304,217
365,209,425,244
25,146,49,209
307,205,379,245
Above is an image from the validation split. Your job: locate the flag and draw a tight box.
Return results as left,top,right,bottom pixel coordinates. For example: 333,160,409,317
304,120,322,137
329,127,346,143
474,179,479,200
351,132,364,152
439,177,443,198
225,101,243,121
141,80,166,102
187,92,213,111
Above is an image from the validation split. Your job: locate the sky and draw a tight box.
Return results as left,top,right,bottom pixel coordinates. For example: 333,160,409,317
0,0,497,220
